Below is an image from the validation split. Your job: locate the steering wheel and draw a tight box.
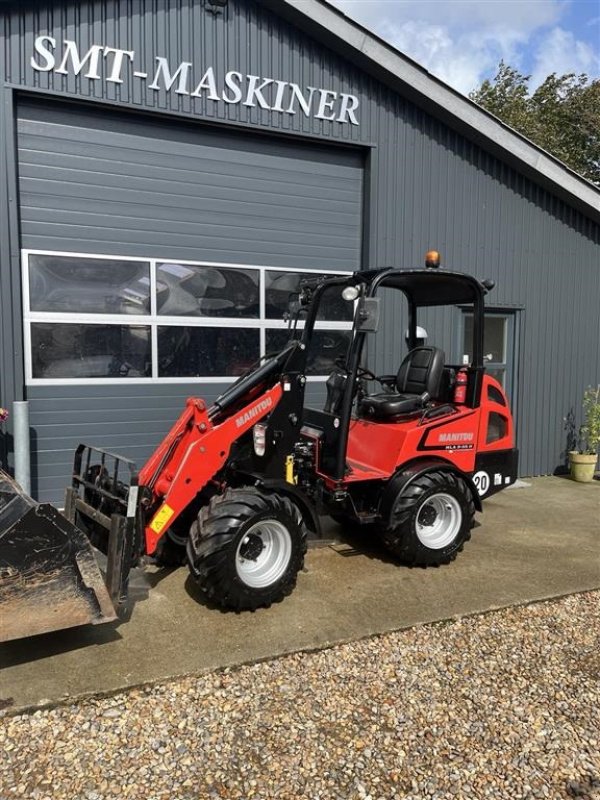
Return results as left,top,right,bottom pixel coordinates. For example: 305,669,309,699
357,366,378,382
333,357,379,383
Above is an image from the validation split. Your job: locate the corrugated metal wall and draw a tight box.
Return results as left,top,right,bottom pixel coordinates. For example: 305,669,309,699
1,0,599,497
17,99,363,266
16,97,363,501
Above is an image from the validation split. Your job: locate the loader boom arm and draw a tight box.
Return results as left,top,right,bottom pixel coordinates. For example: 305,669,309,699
143,382,284,554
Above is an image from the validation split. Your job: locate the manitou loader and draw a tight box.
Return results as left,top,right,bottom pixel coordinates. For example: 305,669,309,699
0,257,518,642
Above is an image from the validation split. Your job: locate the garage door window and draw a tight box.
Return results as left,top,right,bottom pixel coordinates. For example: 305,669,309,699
156,263,260,318
23,251,351,383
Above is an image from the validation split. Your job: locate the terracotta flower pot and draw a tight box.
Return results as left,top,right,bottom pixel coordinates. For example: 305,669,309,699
569,451,598,483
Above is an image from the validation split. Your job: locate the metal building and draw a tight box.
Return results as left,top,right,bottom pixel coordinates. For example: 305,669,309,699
1,0,599,503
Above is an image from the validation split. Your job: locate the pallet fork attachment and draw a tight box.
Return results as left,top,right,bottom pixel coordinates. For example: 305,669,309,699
66,444,143,610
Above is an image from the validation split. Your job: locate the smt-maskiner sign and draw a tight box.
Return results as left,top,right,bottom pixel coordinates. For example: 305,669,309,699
31,35,360,125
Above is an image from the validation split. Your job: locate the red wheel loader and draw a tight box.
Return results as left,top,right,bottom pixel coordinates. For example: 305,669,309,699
0,259,518,642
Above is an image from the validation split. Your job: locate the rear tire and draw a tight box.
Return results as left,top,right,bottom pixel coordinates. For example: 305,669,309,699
378,470,475,566
187,488,307,610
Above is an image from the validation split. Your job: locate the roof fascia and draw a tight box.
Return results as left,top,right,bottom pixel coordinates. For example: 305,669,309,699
261,0,600,225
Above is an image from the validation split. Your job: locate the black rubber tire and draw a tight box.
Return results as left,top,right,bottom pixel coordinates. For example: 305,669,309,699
154,529,188,567
378,470,475,566
187,488,308,610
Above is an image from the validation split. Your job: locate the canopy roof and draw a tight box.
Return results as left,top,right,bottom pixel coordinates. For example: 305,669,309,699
358,268,486,307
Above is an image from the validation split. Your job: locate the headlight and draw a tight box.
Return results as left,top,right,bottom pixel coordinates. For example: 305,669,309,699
253,423,267,456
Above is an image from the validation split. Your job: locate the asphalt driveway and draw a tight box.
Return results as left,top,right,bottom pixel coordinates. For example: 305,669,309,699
1,475,598,713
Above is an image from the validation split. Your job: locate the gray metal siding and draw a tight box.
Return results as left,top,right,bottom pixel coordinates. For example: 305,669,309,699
1,0,599,494
27,382,328,503
18,100,363,267
3,0,368,143
17,98,363,502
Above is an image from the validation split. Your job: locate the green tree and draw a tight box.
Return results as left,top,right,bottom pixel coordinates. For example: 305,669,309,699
470,61,600,187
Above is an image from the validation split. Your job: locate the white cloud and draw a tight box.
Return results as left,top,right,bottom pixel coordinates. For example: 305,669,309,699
327,0,597,94
530,26,600,86
372,18,528,94
331,0,565,32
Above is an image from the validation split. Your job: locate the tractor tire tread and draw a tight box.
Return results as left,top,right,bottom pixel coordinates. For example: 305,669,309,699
379,469,475,567
188,488,307,611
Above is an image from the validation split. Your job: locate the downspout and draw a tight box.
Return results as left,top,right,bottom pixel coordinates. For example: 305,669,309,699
13,400,30,494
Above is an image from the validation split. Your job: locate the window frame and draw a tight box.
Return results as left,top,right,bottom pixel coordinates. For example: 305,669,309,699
460,309,517,399
22,249,352,386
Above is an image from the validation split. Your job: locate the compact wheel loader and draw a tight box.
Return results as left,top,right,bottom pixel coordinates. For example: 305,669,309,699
0,259,518,642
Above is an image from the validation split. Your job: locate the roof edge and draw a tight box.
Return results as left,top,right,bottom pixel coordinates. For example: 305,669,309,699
263,0,600,226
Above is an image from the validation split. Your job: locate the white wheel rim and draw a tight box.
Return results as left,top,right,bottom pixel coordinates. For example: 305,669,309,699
415,493,462,549
235,519,292,588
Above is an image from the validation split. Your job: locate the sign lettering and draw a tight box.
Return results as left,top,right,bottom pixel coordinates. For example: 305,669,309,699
235,397,273,429
31,36,360,125
437,432,474,443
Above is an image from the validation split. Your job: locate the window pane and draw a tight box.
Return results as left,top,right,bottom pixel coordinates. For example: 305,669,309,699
31,323,151,378
463,315,506,364
265,271,352,321
158,327,259,377
157,264,259,318
484,317,506,363
266,329,351,376
29,254,150,315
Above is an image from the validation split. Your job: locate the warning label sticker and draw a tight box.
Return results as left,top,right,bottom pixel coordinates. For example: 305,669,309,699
149,503,175,534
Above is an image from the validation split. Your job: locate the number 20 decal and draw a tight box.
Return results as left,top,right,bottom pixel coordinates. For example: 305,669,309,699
472,471,490,496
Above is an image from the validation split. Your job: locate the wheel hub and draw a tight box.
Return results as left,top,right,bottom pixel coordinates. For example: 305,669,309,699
239,532,264,562
418,505,438,526
415,492,462,549
235,519,292,589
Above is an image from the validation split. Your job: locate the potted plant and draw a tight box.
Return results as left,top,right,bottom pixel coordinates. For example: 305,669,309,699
569,385,600,482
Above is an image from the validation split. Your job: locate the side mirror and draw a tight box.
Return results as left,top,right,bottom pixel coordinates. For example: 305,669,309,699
355,297,380,333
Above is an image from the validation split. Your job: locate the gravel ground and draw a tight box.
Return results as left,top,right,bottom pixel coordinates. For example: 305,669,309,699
1,591,599,800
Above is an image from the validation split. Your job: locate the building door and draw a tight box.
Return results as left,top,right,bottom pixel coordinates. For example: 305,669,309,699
16,98,364,502
462,311,519,402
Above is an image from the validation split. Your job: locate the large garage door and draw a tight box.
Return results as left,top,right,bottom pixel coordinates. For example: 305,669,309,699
18,100,363,268
17,99,364,502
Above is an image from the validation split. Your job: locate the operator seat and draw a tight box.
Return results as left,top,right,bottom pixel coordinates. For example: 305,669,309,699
358,346,445,420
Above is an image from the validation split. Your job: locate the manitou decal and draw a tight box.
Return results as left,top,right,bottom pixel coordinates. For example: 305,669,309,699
437,432,474,443
419,427,476,452
235,397,273,429
31,36,360,125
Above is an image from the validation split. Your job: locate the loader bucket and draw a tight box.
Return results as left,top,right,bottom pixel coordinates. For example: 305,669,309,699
0,470,116,643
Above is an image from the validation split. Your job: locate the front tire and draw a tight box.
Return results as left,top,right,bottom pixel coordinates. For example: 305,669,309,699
187,488,307,610
378,470,475,566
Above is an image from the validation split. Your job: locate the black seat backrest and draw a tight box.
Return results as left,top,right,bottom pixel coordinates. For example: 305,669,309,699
396,346,445,398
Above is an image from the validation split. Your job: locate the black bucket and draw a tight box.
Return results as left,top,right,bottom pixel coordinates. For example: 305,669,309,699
0,470,116,643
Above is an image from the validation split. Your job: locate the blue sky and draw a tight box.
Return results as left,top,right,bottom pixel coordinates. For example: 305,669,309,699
327,0,600,94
